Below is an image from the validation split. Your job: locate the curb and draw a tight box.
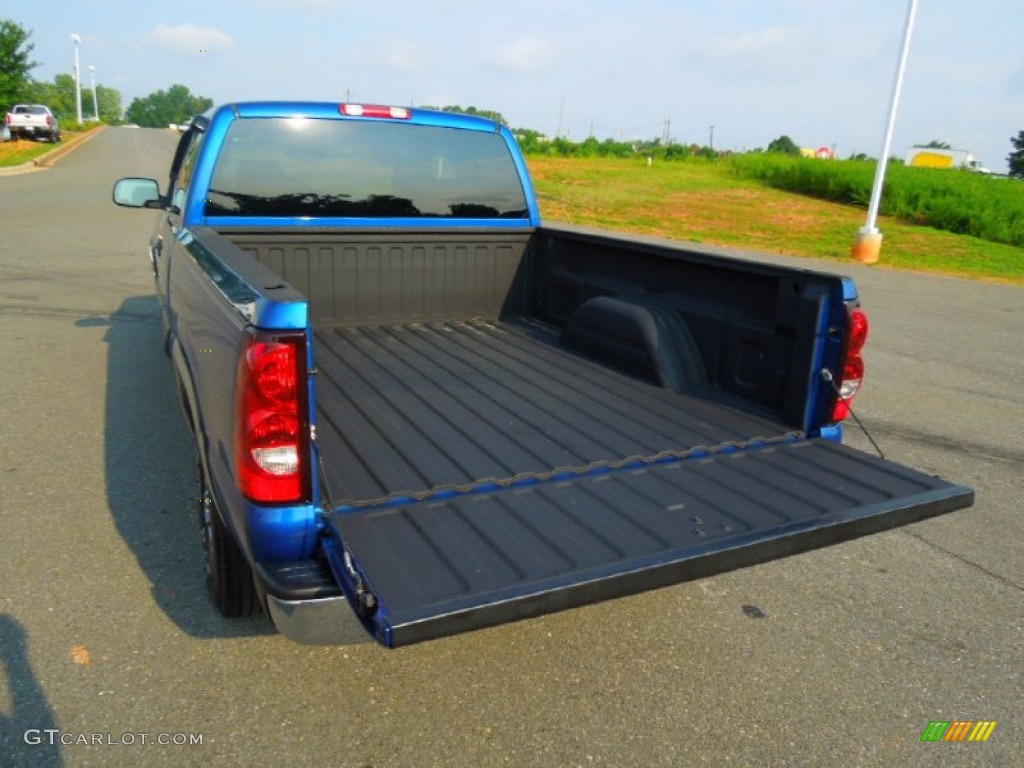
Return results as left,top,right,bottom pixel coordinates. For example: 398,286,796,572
0,125,108,176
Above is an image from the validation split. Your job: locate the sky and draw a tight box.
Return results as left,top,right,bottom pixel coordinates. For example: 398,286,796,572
9,0,1023,171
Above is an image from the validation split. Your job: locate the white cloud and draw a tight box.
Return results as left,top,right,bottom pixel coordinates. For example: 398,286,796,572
494,37,558,74
146,23,235,57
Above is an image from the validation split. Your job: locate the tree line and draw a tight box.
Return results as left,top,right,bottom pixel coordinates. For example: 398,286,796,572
1,18,211,129
4,16,1023,175
1,19,121,124
122,85,213,128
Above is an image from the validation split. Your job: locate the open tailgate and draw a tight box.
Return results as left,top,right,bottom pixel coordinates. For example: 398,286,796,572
324,439,972,648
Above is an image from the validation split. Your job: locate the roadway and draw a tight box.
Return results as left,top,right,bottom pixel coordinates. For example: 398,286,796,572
0,127,1020,767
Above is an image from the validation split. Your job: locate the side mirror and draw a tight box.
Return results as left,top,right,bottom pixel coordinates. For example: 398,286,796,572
112,177,166,209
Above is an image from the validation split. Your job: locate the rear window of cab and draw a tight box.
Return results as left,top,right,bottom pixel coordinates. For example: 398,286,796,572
205,117,529,219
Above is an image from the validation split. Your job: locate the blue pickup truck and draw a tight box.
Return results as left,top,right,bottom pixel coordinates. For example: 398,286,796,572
113,101,972,648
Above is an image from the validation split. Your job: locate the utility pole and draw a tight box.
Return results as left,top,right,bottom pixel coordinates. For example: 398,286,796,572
853,0,920,264
71,34,83,124
556,96,565,138
88,65,98,120
709,125,714,150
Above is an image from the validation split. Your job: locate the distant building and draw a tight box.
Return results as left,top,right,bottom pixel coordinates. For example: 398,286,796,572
800,146,836,159
904,147,991,174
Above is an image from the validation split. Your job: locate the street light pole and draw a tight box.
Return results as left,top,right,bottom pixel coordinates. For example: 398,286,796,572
89,66,99,120
852,0,920,264
70,34,83,124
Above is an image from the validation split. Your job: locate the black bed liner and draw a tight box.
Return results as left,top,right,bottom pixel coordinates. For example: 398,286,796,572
313,318,793,506
313,318,973,648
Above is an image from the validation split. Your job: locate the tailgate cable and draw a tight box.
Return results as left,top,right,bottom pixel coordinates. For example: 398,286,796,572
821,369,885,459
314,427,337,521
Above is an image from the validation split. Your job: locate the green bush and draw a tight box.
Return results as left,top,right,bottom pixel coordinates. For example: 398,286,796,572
729,154,1024,247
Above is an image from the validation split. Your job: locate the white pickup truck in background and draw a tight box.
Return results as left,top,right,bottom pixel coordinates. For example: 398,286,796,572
5,104,61,142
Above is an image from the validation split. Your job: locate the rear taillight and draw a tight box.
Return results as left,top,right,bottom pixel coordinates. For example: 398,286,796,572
236,331,309,503
831,308,869,422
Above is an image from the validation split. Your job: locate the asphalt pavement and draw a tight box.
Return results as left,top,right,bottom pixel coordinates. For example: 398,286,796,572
0,127,1020,767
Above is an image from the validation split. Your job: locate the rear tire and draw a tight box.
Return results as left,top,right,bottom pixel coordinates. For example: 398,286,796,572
197,460,260,618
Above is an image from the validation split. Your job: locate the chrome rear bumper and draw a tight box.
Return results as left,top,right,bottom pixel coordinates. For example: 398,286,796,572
265,594,370,645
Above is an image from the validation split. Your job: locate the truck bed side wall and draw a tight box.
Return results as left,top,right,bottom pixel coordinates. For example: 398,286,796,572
531,226,839,428
171,229,318,563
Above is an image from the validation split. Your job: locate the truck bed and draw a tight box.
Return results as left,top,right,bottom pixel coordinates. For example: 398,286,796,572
222,225,972,647
314,317,797,507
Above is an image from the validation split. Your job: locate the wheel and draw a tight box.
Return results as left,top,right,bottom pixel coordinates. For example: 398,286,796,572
197,460,260,617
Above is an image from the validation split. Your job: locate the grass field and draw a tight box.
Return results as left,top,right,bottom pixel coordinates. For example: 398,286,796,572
729,153,1024,248
0,124,101,168
527,156,1024,284
0,136,61,166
